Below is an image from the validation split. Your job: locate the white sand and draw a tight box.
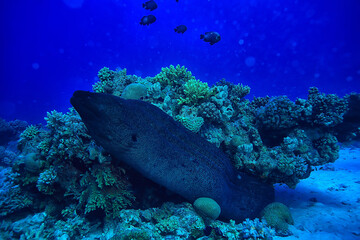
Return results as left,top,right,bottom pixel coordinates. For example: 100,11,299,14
274,147,360,240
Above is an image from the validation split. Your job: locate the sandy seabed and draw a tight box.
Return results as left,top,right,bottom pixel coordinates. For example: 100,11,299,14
273,147,360,240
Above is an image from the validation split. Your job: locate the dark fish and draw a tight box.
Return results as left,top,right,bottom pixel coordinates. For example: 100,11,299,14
140,15,156,26
200,31,221,45
70,91,274,222
142,0,157,11
174,25,187,34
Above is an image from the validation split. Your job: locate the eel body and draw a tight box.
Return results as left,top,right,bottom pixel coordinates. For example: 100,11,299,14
70,90,274,221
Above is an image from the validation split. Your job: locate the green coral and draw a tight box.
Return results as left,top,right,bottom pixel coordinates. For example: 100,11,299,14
79,164,135,218
153,64,195,87
178,79,214,105
19,125,39,141
18,125,40,149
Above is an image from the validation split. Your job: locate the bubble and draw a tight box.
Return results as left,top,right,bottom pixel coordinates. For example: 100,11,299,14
238,39,244,45
346,76,353,82
32,62,40,70
245,56,256,67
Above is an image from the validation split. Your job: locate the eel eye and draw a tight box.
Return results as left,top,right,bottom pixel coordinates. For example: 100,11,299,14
131,134,137,142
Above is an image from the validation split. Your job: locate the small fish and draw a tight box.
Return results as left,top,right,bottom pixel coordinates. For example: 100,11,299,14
140,15,156,26
176,0,179,2
200,31,221,45
174,25,187,34
142,0,157,11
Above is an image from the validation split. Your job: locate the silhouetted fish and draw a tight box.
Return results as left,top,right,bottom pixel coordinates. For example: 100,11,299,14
142,0,157,11
140,15,156,25
71,91,274,222
174,25,187,34
200,31,221,45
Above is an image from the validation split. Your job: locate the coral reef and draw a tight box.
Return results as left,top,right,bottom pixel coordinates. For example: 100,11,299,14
6,107,134,221
1,65,359,239
0,202,275,239
0,118,27,146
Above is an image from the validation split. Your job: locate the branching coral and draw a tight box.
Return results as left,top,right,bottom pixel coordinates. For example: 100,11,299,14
178,79,214,105
153,64,195,88
0,169,33,217
79,164,135,218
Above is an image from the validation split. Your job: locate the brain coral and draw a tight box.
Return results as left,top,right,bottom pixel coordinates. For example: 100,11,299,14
193,197,221,220
260,202,294,235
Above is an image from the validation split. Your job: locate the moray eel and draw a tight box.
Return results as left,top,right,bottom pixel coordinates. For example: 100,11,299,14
71,91,274,221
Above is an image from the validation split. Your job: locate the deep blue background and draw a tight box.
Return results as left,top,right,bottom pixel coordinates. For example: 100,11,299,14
1,0,360,123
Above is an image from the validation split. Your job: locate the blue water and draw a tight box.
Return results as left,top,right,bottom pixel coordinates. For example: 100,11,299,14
1,0,360,123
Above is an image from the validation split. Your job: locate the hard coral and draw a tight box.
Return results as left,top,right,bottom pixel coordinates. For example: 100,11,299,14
178,79,214,105
121,83,147,100
193,197,221,220
79,164,135,218
153,64,195,88
260,202,294,236
176,115,204,133
307,87,348,127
